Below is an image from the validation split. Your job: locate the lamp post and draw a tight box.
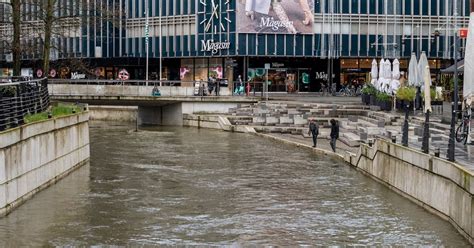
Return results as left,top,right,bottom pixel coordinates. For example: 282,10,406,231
144,0,149,84
402,102,410,147
447,9,461,162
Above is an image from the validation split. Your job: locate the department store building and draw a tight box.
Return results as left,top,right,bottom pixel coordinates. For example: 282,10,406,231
0,0,471,91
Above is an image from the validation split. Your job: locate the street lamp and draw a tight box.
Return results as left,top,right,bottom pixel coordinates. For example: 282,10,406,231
436,10,463,162
433,10,459,162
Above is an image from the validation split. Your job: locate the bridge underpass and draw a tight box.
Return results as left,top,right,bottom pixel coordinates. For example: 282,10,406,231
48,83,259,126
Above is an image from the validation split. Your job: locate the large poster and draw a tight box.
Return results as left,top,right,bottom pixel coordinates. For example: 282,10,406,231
237,0,314,34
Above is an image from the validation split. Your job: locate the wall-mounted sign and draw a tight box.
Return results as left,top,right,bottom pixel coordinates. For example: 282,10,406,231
201,40,230,55
237,0,314,34
71,72,86,80
272,62,284,68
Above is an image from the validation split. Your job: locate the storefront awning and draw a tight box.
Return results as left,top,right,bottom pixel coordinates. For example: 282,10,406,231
441,60,464,73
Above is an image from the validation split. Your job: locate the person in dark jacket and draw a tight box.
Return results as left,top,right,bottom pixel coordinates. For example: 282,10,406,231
330,119,339,152
308,119,319,147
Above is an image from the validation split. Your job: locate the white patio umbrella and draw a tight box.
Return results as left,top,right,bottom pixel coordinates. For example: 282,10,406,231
377,59,385,91
382,59,392,93
370,59,378,86
408,53,419,86
391,59,401,94
464,12,474,103
424,65,432,113
418,51,431,89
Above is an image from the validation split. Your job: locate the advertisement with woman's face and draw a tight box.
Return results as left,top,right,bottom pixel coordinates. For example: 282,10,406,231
237,0,314,34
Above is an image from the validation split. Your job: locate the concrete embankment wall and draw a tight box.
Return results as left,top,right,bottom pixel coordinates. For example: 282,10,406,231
0,112,90,216
88,103,242,126
346,139,473,244
89,106,137,122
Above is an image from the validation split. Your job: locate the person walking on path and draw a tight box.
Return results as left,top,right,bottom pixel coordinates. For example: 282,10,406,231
308,119,319,147
330,119,339,152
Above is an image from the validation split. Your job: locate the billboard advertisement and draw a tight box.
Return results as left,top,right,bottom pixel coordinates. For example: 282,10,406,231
237,0,314,34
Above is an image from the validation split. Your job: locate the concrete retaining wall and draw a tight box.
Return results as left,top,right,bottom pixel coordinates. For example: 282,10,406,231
0,112,90,216
89,106,137,122
346,139,474,244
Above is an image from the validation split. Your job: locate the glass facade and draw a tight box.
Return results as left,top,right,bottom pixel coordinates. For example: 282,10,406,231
0,0,471,82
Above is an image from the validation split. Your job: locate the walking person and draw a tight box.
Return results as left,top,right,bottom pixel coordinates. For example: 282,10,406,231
330,119,339,152
308,119,319,148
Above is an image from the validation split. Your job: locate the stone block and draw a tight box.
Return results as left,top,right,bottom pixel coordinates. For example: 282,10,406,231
414,127,424,136
279,116,294,125
348,116,358,122
252,117,266,124
377,120,385,128
294,115,308,125
287,109,300,115
266,116,279,125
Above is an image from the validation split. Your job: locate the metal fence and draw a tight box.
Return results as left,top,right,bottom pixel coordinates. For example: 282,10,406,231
0,78,50,131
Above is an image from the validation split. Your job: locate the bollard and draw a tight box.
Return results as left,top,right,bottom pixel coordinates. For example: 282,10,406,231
368,139,373,147
72,109,76,114
47,112,52,119
435,147,440,157
391,136,397,143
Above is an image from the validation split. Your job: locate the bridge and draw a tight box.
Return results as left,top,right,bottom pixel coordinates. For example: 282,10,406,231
48,79,260,126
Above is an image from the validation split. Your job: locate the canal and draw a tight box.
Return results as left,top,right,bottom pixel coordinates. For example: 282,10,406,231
0,124,469,246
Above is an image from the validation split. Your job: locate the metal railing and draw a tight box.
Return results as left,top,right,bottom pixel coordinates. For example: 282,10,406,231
0,78,50,131
48,79,283,98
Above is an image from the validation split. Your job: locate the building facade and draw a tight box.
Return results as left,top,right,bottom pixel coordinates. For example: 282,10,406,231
0,0,471,92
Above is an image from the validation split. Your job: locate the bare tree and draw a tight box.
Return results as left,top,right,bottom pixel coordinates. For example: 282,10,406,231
1,0,122,77
11,0,21,76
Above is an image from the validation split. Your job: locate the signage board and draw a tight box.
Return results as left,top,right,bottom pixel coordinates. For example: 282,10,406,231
237,0,314,34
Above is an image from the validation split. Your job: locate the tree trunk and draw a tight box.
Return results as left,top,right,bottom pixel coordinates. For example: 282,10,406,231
11,0,21,76
42,0,54,75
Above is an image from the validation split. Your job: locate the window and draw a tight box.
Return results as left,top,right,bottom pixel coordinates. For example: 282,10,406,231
351,0,359,13
430,0,438,15
404,0,411,15
413,0,420,15
369,0,376,14
422,0,429,15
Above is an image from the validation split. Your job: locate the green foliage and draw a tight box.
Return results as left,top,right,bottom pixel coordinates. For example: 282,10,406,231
0,86,16,97
361,84,377,95
24,103,82,124
376,92,392,102
421,88,437,100
447,76,463,91
396,86,416,101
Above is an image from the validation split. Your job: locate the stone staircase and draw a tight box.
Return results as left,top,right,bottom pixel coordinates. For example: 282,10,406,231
226,101,403,147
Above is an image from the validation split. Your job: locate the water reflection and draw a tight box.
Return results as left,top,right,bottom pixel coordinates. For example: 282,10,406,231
0,124,469,246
